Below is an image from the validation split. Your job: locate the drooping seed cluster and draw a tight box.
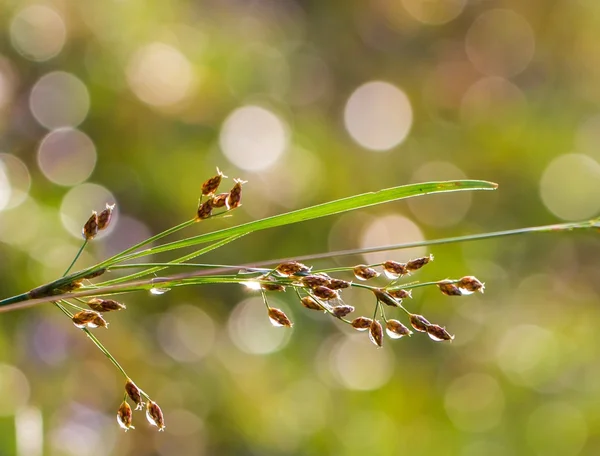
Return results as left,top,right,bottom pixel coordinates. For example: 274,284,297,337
117,379,165,432
82,203,115,240
253,256,484,348
196,168,247,220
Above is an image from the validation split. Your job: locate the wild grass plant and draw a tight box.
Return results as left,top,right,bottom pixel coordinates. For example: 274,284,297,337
0,169,597,432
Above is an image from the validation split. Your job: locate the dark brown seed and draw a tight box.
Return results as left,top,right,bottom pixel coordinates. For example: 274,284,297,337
125,380,144,410
301,275,331,288
426,324,454,342
312,286,338,300
368,320,384,347
97,203,115,231
72,310,107,329
409,314,431,332
353,265,380,281
117,401,134,431
332,305,355,318
385,319,412,339
276,261,311,277
328,278,351,290
373,289,400,307
201,168,226,196
212,192,229,208
406,254,434,272
301,296,323,311
146,401,165,431
437,281,463,296
87,298,126,312
268,307,293,327
457,276,485,293
388,289,412,300
383,260,408,278
261,282,285,292
226,178,247,209
82,212,99,240
351,317,373,331
196,199,214,220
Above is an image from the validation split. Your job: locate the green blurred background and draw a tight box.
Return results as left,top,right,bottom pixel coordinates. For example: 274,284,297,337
1,0,600,454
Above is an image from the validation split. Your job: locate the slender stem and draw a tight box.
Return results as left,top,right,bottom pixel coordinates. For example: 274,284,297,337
64,240,88,276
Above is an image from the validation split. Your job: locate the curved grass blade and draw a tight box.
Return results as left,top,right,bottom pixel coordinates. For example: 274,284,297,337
112,180,497,263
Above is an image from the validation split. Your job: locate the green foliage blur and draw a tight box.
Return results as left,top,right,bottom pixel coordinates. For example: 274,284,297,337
1,1,600,455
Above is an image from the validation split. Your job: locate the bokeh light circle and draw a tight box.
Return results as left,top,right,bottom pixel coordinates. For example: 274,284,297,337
59,183,116,239
0,153,31,211
228,297,292,355
30,72,90,129
344,81,413,151
126,42,196,107
10,5,66,61
408,161,472,227
444,373,505,432
460,77,526,125
330,334,394,391
37,128,97,186
465,9,535,77
539,153,600,221
401,0,467,25
220,105,288,171
360,214,426,264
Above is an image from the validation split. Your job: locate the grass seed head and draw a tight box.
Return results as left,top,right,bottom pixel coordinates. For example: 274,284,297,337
268,307,293,327
97,203,115,231
385,319,412,339
409,314,431,332
72,310,107,329
328,278,351,290
406,254,434,272
312,286,338,300
353,265,380,281
373,289,400,307
437,281,463,296
351,316,373,331
332,305,355,318
388,289,412,300
196,198,214,220
301,296,323,311
212,192,229,208
383,260,408,278
301,274,331,288
426,324,454,342
117,401,134,431
276,261,311,277
82,211,99,240
457,276,485,294
368,320,384,347
226,178,247,209
87,298,126,312
125,380,145,410
146,400,165,431
201,167,227,196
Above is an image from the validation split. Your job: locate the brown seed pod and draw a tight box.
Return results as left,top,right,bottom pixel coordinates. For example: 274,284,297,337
97,203,115,231
351,317,373,331
406,254,434,272
125,379,145,410
409,314,431,333
301,274,331,288
276,261,311,277
437,281,463,296
368,320,384,347
328,278,351,290
201,167,227,196
312,286,338,301
268,307,293,327
373,289,400,307
146,400,166,431
385,319,412,339
353,265,380,281
301,296,323,311
332,305,355,318
388,289,412,300
426,324,454,342
383,260,408,278
196,198,214,220
212,192,229,208
87,298,126,312
457,276,485,294
117,401,134,431
82,211,99,240
226,178,247,209
72,310,107,329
